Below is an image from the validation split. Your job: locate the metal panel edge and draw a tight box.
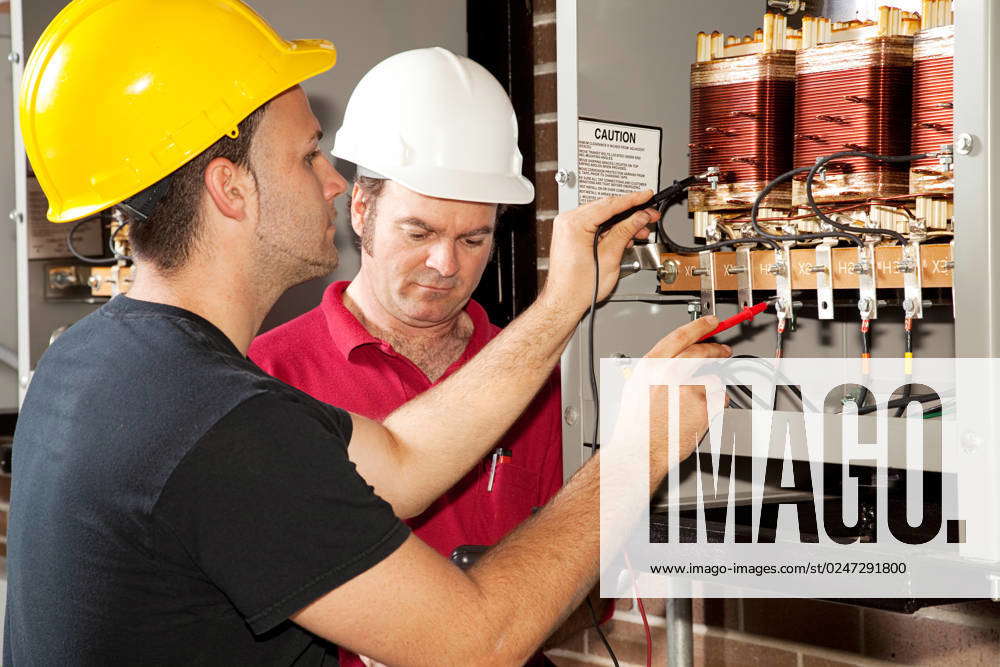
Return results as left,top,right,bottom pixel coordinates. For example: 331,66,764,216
556,0,586,482
11,0,27,405
953,0,1000,562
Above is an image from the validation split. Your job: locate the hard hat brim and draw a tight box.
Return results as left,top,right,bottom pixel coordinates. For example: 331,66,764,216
336,158,535,206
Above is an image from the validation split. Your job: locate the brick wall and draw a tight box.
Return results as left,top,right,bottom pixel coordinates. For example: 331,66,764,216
533,0,557,290
533,2,1000,665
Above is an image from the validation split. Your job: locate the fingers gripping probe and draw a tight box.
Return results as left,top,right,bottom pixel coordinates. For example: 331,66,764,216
697,299,775,342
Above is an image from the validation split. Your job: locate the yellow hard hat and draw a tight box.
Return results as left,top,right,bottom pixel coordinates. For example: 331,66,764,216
20,0,337,223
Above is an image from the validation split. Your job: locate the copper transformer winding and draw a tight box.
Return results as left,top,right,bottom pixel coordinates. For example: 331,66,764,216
688,53,796,212
792,36,914,205
910,25,954,195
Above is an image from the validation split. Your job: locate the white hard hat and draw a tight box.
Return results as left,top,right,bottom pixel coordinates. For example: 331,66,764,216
332,47,535,205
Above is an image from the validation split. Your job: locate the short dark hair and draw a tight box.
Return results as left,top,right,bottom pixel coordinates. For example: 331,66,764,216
126,104,269,273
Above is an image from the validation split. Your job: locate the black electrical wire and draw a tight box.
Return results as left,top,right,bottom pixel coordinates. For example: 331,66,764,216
850,392,944,416
731,354,805,402
656,200,781,252
66,217,117,265
805,151,932,246
750,166,864,246
587,181,697,451
586,597,620,667
726,385,752,410
588,234,601,454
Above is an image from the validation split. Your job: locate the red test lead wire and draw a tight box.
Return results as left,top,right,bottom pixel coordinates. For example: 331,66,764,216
698,300,772,342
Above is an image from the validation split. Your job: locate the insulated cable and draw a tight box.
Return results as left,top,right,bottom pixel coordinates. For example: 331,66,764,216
856,319,872,409
586,598,620,667
805,151,934,245
750,166,864,246
894,317,914,418
66,217,117,265
583,182,703,667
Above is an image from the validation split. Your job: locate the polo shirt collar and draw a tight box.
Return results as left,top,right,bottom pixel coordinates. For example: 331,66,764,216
321,281,493,361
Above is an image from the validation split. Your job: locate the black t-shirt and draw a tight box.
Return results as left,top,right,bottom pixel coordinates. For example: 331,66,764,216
5,296,409,665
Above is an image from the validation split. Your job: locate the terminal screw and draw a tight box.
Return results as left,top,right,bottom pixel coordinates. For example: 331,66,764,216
705,166,721,191
849,262,871,275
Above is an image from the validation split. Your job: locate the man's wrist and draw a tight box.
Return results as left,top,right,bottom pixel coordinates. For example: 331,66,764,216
534,282,588,325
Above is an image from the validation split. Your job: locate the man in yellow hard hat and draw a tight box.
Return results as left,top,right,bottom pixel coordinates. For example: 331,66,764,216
7,1,727,664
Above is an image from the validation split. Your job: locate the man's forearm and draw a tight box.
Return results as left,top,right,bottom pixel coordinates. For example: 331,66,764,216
380,293,581,511
464,455,603,665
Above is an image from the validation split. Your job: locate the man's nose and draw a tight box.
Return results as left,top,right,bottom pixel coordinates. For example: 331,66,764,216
426,240,459,278
317,154,348,202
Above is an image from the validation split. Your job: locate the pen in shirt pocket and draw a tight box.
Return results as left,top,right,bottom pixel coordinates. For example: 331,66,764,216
486,447,512,492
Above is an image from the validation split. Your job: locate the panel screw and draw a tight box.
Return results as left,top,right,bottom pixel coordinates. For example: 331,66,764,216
955,134,975,156
563,406,578,426
962,431,984,454
554,169,576,188
7,52,20,64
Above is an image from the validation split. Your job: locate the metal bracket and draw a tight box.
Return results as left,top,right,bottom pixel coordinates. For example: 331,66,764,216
696,251,716,316
734,246,754,309
856,243,878,321
900,242,924,320
812,241,835,320
771,244,793,326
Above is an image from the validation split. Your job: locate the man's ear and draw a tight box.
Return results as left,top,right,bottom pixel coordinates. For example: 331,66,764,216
350,182,368,237
203,157,252,221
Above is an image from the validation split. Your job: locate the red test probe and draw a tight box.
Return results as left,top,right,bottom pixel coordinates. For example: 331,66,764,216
698,300,773,341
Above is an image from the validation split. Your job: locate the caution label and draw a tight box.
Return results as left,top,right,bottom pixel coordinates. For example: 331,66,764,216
577,118,661,205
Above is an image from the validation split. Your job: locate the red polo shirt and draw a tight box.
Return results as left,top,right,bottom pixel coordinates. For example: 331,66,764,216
249,278,563,562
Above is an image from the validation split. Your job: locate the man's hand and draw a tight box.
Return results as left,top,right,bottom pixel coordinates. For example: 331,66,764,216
540,190,659,315
645,317,731,481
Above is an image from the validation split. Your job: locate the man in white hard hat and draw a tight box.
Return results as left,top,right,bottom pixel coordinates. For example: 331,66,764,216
9,2,726,664
250,48,601,665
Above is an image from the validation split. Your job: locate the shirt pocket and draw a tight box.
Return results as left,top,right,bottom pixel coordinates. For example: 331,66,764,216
484,459,540,542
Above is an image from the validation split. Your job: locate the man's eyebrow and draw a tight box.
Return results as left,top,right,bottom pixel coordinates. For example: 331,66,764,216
396,217,437,232
396,218,495,238
458,226,495,238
